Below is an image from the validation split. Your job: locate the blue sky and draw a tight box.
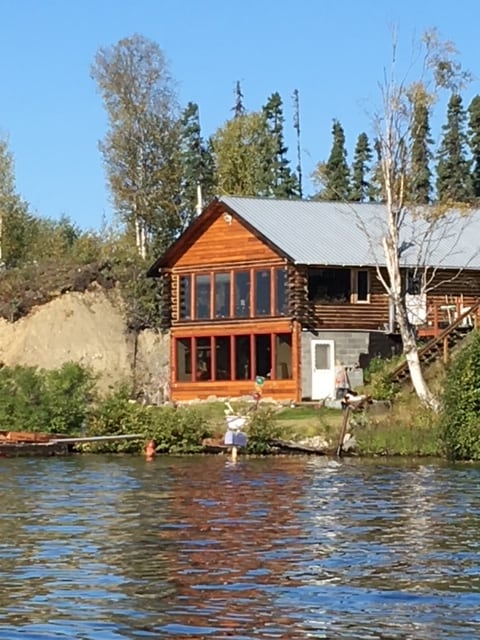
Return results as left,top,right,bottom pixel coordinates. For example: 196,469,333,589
1,0,479,230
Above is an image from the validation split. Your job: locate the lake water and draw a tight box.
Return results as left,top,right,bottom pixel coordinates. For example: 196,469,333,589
0,454,479,639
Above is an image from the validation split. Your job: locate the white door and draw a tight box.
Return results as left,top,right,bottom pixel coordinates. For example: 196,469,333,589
311,340,335,400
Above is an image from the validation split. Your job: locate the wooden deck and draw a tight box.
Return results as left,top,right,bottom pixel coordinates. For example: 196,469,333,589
391,299,480,385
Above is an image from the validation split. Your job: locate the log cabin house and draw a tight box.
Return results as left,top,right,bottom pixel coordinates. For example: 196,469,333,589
147,196,480,403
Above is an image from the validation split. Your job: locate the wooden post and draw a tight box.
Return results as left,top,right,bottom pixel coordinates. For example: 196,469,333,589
433,304,439,337
443,336,449,364
336,406,351,457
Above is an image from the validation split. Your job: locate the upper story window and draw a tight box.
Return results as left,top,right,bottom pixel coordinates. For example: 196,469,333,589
177,267,288,321
352,269,370,303
308,268,351,303
308,267,370,304
179,276,191,320
234,271,250,318
255,270,271,316
276,268,288,315
404,269,424,295
196,274,210,319
215,273,231,318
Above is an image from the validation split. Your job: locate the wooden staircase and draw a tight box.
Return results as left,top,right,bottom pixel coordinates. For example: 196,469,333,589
390,299,480,385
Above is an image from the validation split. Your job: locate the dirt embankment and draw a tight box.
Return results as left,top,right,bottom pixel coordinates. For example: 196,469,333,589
0,288,169,397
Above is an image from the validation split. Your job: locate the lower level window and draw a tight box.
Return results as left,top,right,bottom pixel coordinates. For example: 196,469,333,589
175,333,292,382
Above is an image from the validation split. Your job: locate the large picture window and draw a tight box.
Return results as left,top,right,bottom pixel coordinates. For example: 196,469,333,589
196,275,210,319
308,268,350,303
179,275,191,320
308,267,370,304
276,268,288,315
215,273,231,318
195,337,211,380
174,333,292,382
255,270,271,316
178,266,289,321
234,271,250,318
176,338,192,381
215,336,231,380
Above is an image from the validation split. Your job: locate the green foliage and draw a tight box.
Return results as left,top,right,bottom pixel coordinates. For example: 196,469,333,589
363,355,402,401
43,363,96,434
440,330,480,460
468,95,480,198
409,94,433,204
313,119,350,201
350,132,373,202
148,406,211,454
436,93,472,202
179,101,216,226
246,407,283,454
356,420,441,456
262,92,300,198
91,34,183,257
85,389,212,454
0,363,95,434
211,111,275,196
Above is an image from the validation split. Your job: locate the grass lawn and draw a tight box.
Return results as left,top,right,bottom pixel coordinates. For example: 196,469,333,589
188,400,346,442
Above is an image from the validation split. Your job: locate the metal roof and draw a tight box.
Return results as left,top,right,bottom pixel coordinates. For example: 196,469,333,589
220,196,480,269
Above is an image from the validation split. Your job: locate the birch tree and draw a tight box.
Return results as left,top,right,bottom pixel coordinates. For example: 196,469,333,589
361,30,471,410
91,35,181,259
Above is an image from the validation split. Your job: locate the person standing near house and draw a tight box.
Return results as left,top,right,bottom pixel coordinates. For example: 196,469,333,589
335,361,350,400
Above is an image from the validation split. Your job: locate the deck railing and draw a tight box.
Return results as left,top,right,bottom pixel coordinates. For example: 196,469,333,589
417,297,479,338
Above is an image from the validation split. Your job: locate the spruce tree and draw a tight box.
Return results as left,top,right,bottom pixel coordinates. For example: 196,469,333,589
262,92,299,198
233,81,246,118
409,96,433,204
436,93,472,203
468,95,480,198
350,132,372,202
179,102,216,226
319,120,350,201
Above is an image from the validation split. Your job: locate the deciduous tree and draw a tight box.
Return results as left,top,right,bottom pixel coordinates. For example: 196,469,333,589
211,111,274,196
91,34,182,258
357,29,471,410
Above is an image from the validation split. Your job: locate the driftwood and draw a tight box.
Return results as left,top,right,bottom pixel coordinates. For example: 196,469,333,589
270,438,329,455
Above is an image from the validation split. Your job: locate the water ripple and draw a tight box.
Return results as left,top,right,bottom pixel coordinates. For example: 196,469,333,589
0,455,479,638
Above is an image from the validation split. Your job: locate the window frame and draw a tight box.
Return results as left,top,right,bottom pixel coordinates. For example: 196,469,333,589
351,268,370,304
176,266,289,321
173,332,293,382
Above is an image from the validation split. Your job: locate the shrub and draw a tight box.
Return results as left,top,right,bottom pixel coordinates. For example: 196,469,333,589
246,407,283,454
44,362,97,434
364,355,402,401
84,390,212,454
0,363,95,434
440,330,480,460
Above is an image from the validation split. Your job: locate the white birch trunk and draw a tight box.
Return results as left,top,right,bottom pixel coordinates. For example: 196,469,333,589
139,222,147,260
381,134,439,412
394,296,440,411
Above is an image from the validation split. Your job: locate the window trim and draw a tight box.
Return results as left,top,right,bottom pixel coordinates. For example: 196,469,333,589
173,332,293,382
351,268,370,304
176,266,289,321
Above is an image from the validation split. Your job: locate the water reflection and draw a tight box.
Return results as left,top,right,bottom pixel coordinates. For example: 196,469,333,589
0,456,479,638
